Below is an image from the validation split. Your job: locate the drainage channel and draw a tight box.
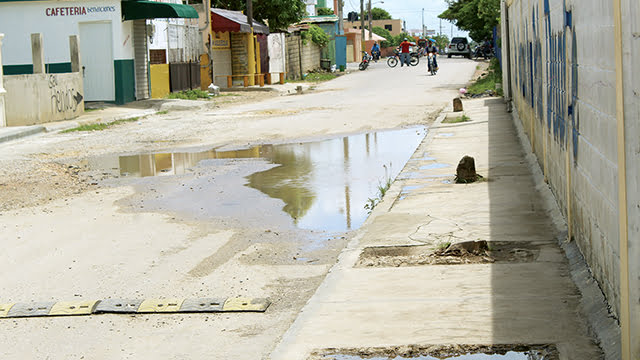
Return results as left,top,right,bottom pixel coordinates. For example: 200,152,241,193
311,345,557,360
87,127,426,233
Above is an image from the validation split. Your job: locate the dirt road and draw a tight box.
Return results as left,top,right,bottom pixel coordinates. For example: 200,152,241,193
0,58,478,359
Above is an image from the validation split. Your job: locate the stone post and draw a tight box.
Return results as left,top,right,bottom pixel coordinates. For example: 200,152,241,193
31,33,45,74
69,35,80,73
0,33,6,127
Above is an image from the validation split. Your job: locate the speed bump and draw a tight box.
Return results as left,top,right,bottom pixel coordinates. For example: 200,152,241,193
222,298,270,312
179,298,227,313
7,302,55,317
0,303,15,318
95,299,143,314
49,300,100,316
137,298,185,313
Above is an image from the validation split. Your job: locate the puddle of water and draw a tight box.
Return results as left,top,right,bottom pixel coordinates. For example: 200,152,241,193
419,163,450,170
88,127,426,232
322,352,535,360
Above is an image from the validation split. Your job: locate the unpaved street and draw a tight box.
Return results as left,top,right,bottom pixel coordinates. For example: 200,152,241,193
0,58,478,359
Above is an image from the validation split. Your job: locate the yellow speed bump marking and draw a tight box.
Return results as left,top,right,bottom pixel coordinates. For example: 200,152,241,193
0,303,15,318
49,300,100,316
137,299,185,313
222,298,270,312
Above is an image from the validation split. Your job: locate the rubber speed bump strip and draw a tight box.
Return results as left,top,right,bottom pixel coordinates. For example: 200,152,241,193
49,300,99,316
137,298,185,313
180,298,226,312
0,303,15,318
222,297,270,312
95,299,143,314
7,302,56,317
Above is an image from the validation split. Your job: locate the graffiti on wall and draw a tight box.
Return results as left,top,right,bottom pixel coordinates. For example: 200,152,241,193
512,0,579,156
48,74,83,114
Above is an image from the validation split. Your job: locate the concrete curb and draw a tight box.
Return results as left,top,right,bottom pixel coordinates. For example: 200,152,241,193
0,125,45,144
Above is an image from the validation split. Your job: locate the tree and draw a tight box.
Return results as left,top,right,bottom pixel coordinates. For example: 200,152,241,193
438,0,499,42
212,0,306,31
370,7,392,20
316,7,334,16
372,26,392,47
432,34,449,51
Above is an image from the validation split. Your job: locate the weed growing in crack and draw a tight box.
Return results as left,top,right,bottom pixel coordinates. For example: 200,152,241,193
437,241,452,251
364,163,394,214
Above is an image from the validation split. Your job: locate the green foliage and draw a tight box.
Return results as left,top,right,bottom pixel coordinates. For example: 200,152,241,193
467,58,503,96
393,32,414,47
316,7,334,15
370,7,392,20
61,117,139,133
372,26,392,47
167,89,211,100
212,0,306,31
308,24,330,47
432,34,450,51
438,0,500,42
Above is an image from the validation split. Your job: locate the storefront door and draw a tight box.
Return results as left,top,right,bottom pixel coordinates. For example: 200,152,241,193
79,22,115,101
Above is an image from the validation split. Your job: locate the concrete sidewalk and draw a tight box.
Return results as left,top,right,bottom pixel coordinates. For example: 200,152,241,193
271,98,604,359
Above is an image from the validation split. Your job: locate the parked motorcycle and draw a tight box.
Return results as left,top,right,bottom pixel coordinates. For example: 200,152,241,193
386,49,419,68
473,44,494,59
359,51,372,71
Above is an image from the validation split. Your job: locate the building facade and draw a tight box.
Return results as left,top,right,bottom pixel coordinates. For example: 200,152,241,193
344,18,402,36
0,0,197,104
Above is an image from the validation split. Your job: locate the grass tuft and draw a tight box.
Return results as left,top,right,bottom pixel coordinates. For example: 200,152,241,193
167,89,211,100
467,58,503,97
61,117,139,133
443,114,471,124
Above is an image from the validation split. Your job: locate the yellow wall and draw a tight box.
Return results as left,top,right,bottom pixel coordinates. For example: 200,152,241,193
150,64,170,99
200,53,212,90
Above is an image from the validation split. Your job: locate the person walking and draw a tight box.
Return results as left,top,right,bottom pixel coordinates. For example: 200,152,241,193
398,38,415,67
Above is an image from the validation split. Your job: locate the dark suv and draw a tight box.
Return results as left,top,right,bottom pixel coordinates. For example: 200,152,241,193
447,37,471,58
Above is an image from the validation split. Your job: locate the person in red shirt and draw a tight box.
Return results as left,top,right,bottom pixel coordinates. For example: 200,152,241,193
398,38,415,67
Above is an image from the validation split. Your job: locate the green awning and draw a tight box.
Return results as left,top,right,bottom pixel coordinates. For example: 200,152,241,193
122,1,199,20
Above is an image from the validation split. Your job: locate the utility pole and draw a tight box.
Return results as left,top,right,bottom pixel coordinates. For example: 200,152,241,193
360,0,365,51
337,0,344,35
367,0,372,40
421,8,424,36
439,19,442,36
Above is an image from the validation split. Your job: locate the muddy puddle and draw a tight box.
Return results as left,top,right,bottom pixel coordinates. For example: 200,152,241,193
87,127,426,232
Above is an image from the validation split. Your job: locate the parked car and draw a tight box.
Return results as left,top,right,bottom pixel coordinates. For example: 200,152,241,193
447,37,472,58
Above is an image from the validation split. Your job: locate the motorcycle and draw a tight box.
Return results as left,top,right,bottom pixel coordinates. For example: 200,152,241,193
386,49,419,68
427,53,438,75
371,49,381,62
359,51,372,70
473,44,494,59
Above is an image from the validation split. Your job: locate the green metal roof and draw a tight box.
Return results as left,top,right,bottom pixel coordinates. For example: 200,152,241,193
121,0,198,20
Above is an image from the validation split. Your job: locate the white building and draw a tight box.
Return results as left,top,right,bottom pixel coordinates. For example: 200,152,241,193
0,0,198,104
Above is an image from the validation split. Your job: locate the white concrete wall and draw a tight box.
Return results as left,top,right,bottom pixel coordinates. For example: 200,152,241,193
503,0,639,352
4,72,84,126
0,0,132,66
0,33,6,127
268,33,286,77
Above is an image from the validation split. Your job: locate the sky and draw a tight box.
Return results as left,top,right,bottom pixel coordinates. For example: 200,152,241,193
332,0,469,39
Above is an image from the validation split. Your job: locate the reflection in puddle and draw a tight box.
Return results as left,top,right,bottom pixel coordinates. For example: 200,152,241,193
89,127,426,232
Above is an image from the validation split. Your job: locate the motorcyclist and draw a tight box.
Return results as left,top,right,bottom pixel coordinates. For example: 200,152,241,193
398,38,415,67
371,41,381,61
425,40,438,71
